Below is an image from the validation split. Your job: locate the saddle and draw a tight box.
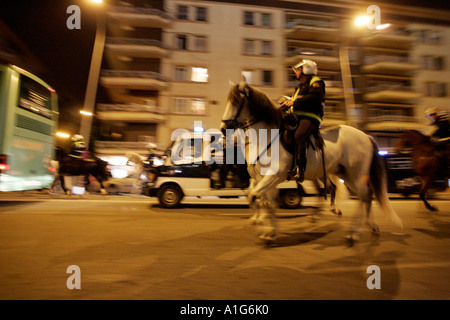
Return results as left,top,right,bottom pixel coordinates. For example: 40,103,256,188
279,111,326,188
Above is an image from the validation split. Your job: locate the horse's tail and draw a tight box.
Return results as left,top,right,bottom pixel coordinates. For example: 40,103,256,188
369,137,403,229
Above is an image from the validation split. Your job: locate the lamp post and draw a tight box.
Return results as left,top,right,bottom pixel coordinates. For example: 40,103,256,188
79,0,105,149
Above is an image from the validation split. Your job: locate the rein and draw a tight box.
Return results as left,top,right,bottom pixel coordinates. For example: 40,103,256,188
222,92,277,163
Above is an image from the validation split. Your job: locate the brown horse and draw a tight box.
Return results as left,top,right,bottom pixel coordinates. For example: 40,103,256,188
397,130,449,211
52,147,110,195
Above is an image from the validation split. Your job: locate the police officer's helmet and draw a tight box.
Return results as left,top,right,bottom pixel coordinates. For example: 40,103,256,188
71,134,84,142
292,59,318,76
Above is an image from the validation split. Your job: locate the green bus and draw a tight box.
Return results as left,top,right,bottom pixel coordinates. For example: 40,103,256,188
0,64,58,192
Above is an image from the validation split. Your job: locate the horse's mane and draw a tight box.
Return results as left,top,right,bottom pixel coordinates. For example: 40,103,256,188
228,84,281,127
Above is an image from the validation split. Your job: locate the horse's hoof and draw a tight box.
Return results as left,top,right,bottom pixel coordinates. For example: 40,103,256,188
248,217,260,225
345,233,359,247
258,234,276,246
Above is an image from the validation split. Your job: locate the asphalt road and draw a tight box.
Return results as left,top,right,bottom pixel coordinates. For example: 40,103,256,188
0,192,449,302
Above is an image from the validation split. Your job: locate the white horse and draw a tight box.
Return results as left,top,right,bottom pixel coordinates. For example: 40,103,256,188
220,79,403,243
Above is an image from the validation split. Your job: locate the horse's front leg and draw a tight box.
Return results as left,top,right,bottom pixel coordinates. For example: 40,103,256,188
420,177,437,211
98,179,108,195
248,175,284,242
247,180,261,225
255,189,279,243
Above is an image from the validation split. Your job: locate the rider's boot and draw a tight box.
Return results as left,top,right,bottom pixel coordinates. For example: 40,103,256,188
296,146,306,183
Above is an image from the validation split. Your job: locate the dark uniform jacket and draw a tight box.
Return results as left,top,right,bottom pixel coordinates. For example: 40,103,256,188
432,113,450,141
292,76,326,127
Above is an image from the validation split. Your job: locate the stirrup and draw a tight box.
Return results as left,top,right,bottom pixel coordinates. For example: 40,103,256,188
296,170,305,183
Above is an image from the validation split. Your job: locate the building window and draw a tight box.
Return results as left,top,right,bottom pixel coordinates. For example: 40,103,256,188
425,82,447,97
243,40,255,55
261,41,272,56
175,67,188,81
421,55,445,70
191,98,206,114
174,97,187,113
193,36,207,52
415,30,443,44
191,67,208,82
173,97,206,115
196,7,207,22
176,34,188,50
177,5,188,20
244,11,254,25
261,13,271,27
262,70,273,86
241,70,256,84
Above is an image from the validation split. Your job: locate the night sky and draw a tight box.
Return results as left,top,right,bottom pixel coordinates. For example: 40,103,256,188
1,0,449,131
1,0,98,131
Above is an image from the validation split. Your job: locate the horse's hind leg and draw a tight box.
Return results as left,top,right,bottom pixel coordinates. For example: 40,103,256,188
60,175,69,195
420,177,437,212
344,175,378,244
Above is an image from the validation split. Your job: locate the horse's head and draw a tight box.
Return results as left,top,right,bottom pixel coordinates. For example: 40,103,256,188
220,77,280,135
220,78,252,135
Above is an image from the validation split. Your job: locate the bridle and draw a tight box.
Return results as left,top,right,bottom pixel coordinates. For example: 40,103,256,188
221,90,259,133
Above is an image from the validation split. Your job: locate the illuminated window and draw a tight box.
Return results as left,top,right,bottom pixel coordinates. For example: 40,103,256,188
241,70,256,85
191,67,208,82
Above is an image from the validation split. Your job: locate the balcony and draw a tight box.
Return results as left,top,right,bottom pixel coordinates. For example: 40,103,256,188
362,55,418,75
105,37,170,58
107,6,172,28
96,103,166,123
95,140,153,156
285,18,340,42
286,47,340,71
364,83,422,102
100,70,169,90
365,115,425,131
360,28,415,50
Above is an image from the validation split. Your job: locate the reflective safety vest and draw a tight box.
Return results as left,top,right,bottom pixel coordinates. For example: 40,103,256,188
288,76,323,124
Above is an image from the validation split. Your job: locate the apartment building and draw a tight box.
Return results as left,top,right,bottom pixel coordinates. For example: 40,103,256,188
93,0,450,158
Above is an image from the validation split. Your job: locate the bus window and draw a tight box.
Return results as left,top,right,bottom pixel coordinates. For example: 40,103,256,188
18,74,52,119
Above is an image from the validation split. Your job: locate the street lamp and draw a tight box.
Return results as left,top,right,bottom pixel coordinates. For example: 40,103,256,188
79,0,105,149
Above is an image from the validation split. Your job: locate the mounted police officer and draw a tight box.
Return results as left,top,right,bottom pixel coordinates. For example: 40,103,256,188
281,59,325,182
425,107,450,143
69,134,88,159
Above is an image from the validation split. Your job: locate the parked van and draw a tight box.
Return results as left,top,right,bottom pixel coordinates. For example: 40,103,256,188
143,131,318,208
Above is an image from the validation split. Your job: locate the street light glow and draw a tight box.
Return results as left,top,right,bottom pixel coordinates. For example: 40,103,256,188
90,0,103,3
376,23,391,30
80,110,93,116
354,15,370,26
56,132,70,138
